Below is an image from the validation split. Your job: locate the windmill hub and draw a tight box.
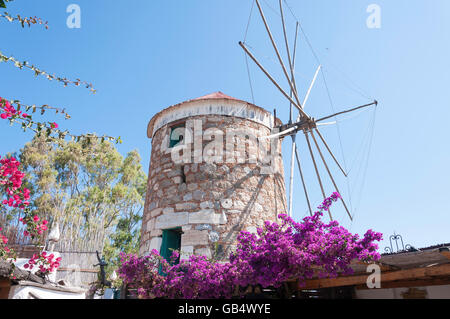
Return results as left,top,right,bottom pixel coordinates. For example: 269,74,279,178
277,117,317,138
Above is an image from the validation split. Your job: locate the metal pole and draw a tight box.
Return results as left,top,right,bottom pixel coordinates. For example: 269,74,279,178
314,127,347,177
304,131,332,220
294,144,313,216
239,42,309,119
255,0,302,108
309,130,353,221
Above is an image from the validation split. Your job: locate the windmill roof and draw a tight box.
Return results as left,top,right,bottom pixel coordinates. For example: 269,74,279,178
147,91,281,138
191,91,241,101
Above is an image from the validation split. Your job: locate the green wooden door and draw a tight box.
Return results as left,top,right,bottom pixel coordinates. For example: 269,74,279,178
160,228,181,263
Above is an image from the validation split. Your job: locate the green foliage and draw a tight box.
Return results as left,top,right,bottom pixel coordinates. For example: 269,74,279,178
103,150,146,281
18,136,147,262
0,0,13,9
0,51,96,93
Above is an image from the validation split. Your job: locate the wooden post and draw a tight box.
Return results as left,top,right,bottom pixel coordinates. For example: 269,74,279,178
288,136,296,217
295,146,313,216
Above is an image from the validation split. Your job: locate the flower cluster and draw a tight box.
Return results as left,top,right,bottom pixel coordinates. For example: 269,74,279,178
118,193,383,299
0,97,29,120
0,156,30,209
24,251,61,276
19,215,48,238
0,97,60,134
0,156,50,256
0,227,16,260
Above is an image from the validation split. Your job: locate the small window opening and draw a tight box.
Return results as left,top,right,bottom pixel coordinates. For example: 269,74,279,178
169,122,186,148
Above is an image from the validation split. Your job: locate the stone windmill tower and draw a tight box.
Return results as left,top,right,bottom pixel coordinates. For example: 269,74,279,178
140,92,287,261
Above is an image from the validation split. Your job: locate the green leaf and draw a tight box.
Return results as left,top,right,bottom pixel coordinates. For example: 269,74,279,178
0,1,6,9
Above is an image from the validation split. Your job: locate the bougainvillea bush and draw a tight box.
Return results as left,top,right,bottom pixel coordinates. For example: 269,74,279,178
118,193,383,299
0,105,57,275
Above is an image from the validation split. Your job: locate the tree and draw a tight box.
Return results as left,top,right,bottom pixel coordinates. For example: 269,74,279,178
17,136,146,259
0,0,121,278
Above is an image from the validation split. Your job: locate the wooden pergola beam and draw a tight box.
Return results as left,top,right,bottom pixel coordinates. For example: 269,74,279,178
441,251,450,260
299,263,450,290
355,277,450,290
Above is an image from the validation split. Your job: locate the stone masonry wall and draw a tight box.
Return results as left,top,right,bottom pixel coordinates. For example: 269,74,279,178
140,114,287,261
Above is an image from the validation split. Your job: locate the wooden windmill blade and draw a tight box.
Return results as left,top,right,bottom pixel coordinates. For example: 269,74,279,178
254,0,303,110
300,65,322,112
239,0,378,221
286,15,299,217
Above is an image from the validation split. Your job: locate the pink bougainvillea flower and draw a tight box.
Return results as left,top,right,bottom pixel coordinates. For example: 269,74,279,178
117,193,383,299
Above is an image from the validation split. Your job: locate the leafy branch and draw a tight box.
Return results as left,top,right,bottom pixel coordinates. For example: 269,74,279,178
11,99,71,120
0,0,14,9
0,51,97,93
0,12,48,28
10,116,122,145
1,97,121,145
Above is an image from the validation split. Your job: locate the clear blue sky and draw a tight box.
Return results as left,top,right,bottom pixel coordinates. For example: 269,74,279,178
1,0,449,251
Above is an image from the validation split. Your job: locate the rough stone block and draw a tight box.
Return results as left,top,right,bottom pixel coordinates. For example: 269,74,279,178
195,247,212,259
193,190,206,201
146,219,155,232
182,230,208,246
162,207,175,214
176,202,198,211
149,237,162,251
150,208,163,218
221,198,233,209
155,212,188,229
180,245,194,260
195,224,212,231
150,229,162,237
200,201,213,209
187,183,198,191
189,210,226,225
